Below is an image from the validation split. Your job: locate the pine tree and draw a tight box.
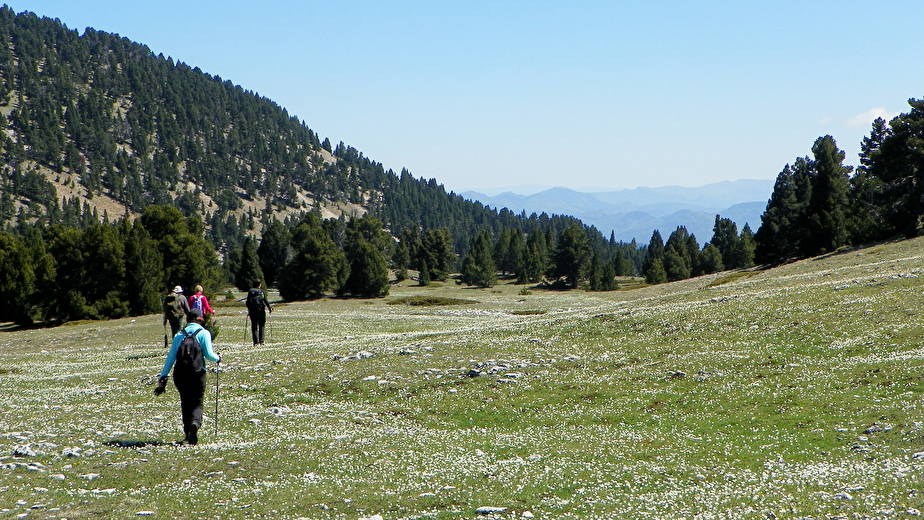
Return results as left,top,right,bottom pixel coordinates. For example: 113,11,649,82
257,219,290,287
0,232,35,324
460,230,497,288
235,236,264,291
710,216,739,269
805,135,851,254
340,215,390,297
642,230,665,283
418,259,430,286
278,214,348,300
550,224,591,289
123,219,163,316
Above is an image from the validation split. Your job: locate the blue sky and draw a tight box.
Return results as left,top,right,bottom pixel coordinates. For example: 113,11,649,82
9,1,922,194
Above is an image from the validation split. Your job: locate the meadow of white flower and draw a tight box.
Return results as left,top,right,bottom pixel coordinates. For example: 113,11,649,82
2,238,924,518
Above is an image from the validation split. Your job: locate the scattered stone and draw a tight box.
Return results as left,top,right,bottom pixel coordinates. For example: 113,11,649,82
467,370,483,378
49,474,65,481
12,445,36,458
913,451,924,460
522,511,535,519
668,370,686,379
476,506,508,515
79,473,100,480
136,511,155,516
419,492,436,497
359,515,383,520
908,508,922,517
834,491,853,501
63,447,82,458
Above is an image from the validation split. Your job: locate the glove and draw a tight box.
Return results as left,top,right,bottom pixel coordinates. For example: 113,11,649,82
216,353,222,365
153,375,168,396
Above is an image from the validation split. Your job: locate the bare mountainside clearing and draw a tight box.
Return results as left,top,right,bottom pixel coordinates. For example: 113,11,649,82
2,237,924,518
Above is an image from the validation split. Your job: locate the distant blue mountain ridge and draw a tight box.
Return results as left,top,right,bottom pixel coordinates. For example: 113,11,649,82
461,179,774,244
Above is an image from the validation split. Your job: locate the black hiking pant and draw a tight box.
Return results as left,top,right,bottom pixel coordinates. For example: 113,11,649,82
167,316,183,337
250,311,267,345
173,369,207,437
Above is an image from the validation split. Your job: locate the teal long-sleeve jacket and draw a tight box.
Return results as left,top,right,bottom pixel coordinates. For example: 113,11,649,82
159,323,220,378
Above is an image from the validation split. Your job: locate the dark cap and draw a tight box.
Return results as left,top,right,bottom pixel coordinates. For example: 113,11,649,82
187,308,203,320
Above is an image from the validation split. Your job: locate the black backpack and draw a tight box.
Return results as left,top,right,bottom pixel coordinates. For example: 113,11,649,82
246,289,265,313
175,328,205,375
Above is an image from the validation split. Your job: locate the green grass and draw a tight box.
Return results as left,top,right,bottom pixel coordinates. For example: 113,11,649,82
3,238,924,518
386,296,477,306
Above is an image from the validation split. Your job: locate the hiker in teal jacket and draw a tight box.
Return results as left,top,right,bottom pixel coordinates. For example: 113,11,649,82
154,308,221,445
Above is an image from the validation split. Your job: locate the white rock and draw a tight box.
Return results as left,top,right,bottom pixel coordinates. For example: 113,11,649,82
476,506,508,515
522,511,535,519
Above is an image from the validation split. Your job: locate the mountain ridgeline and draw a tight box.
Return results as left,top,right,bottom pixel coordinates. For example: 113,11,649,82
0,7,922,325
0,6,589,250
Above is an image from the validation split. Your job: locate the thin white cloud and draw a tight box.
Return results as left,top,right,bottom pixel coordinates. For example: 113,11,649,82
846,107,899,128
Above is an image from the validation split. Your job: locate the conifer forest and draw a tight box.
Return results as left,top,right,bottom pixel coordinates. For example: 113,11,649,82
0,7,921,325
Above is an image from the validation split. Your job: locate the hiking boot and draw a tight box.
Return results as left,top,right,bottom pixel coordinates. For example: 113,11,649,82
186,423,199,445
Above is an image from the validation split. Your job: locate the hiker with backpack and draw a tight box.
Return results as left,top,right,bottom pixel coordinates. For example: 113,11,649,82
246,278,272,347
188,284,214,319
162,286,190,337
154,307,222,445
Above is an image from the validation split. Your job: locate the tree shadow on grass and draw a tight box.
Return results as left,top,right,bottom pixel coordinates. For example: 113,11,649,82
104,439,175,449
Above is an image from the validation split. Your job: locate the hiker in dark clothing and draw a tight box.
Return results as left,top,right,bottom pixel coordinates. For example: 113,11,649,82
162,285,190,336
154,308,221,445
246,278,273,346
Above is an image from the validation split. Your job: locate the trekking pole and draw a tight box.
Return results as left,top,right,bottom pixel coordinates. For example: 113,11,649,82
214,362,220,436
163,323,168,349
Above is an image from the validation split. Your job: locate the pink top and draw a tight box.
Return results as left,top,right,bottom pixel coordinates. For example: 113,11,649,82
188,292,214,316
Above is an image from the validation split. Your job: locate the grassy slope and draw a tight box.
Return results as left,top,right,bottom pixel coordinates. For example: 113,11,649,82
2,237,924,519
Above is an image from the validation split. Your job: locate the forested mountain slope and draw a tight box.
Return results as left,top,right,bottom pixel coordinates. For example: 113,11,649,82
0,7,599,254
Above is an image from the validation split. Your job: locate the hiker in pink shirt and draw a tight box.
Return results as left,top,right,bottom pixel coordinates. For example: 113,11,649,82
188,284,214,318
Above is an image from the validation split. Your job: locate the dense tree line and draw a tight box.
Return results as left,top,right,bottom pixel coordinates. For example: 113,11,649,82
640,218,756,285
0,205,222,324
0,7,641,281
5,7,918,309
754,99,924,265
